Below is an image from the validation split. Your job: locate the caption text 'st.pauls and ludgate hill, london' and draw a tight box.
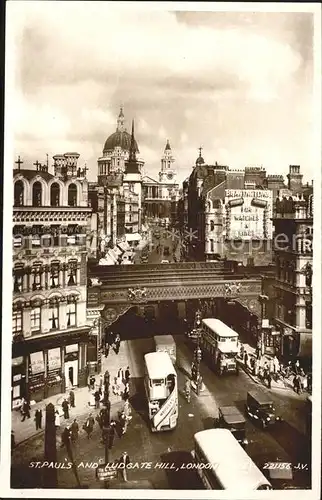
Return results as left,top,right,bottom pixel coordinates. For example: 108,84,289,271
11,106,313,491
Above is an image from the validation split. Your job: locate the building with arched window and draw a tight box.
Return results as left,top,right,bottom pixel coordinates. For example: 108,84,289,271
12,155,100,407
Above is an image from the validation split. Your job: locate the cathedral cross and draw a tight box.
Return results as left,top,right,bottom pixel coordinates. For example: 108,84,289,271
33,160,41,171
15,156,23,170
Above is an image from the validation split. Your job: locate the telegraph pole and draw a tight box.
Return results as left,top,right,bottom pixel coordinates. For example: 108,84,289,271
102,370,111,489
43,403,57,488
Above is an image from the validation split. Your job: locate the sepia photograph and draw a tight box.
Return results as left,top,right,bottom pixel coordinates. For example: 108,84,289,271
1,1,321,498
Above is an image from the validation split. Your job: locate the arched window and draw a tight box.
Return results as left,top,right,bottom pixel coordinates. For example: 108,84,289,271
68,184,77,207
210,220,215,231
14,181,24,206
32,182,42,207
50,183,60,207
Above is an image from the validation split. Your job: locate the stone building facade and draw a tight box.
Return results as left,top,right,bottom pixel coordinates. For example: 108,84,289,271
12,155,96,406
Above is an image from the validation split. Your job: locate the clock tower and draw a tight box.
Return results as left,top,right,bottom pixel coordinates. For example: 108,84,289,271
159,140,176,184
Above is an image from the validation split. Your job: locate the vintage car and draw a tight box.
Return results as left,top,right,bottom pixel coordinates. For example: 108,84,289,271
214,405,248,447
245,390,281,429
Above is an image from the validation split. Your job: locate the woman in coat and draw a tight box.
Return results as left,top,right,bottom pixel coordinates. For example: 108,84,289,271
55,409,61,429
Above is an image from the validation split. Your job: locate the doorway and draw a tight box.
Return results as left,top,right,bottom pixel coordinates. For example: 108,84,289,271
64,360,78,389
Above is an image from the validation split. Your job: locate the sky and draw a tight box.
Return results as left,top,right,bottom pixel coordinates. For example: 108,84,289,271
6,2,319,185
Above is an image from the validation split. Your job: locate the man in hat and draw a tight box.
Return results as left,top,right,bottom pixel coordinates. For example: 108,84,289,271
119,451,130,482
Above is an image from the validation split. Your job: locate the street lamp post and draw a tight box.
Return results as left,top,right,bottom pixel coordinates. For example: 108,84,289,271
192,310,202,395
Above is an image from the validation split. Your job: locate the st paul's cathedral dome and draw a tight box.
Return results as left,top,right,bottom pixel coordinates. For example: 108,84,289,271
103,107,139,154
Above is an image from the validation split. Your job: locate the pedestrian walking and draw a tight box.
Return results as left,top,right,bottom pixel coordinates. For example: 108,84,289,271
115,333,121,354
61,426,71,448
113,376,121,396
99,374,103,389
69,390,75,408
123,382,130,401
294,359,300,374
119,452,130,482
117,368,123,388
269,357,274,374
89,375,95,391
70,419,79,442
307,372,312,393
83,413,95,439
55,409,61,428
124,366,131,384
184,379,191,403
21,398,31,421
250,356,255,375
244,351,248,367
273,356,280,374
119,411,127,435
293,374,300,394
62,398,69,419
94,390,101,409
266,372,272,389
34,409,42,430
123,399,132,418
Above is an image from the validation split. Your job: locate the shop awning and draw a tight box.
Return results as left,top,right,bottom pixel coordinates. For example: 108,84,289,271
126,232,142,242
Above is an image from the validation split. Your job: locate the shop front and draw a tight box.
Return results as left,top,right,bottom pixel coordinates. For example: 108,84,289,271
45,347,63,398
12,356,26,409
28,351,46,402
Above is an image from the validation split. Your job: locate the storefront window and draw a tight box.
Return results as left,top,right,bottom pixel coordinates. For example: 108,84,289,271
30,306,41,332
12,309,23,335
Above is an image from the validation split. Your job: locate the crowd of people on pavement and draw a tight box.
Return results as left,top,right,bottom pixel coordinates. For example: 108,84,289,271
104,331,121,356
238,343,312,394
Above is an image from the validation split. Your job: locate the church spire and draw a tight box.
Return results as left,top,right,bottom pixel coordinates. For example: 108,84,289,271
128,119,137,163
165,139,171,151
116,106,125,132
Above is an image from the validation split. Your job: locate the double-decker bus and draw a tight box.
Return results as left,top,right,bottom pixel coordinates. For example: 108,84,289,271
192,429,272,491
143,351,178,432
201,318,239,375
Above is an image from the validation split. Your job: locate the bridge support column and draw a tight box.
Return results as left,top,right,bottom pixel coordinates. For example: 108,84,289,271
154,303,160,319
177,301,186,319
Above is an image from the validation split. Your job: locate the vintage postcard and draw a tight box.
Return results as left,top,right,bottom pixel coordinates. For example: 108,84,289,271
1,1,321,499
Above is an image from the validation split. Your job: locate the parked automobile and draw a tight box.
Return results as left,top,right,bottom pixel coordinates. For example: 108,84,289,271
214,405,248,447
245,390,281,429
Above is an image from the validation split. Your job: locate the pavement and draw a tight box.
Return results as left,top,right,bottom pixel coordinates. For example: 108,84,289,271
237,342,309,401
11,337,311,490
12,340,134,447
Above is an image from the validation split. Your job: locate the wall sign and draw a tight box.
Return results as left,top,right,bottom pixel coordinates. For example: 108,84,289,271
30,351,45,374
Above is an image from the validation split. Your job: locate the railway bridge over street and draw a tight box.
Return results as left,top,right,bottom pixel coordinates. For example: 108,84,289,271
87,261,268,332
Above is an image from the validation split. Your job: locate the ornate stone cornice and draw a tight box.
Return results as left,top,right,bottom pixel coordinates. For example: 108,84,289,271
100,279,261,304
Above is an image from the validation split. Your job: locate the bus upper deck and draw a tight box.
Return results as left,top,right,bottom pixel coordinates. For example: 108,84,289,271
193,429,272,490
